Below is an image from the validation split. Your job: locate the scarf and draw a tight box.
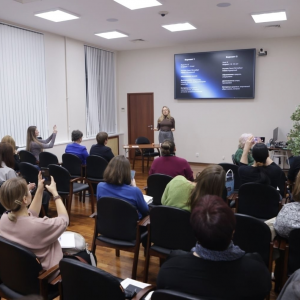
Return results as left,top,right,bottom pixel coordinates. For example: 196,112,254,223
192,241,245,261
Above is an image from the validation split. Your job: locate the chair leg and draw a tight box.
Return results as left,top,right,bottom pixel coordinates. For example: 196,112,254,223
143,231,151,283
132,244,140,280
142,155,144,173
83,190,86,204
147,157,150,169
67,192,73,224
116,249,120,257
132,154,136,170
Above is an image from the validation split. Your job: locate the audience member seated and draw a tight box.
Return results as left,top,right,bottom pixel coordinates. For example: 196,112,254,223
156,195,271,300
149,140,194,181
1,135,20,172
234,133,255,165
161,165,225,211
90,132,114,162
65,130,89,165
287,155,300,183
26,125,57,161
97,155,149,219
239,136,286,196
277,268,300,300
274,172,300,238
0,174,68,279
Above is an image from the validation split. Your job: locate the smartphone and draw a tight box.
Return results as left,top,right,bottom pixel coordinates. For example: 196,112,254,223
41,168,51,186
131,170,136,180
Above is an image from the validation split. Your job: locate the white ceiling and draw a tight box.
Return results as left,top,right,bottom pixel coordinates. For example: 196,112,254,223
0,0,299,51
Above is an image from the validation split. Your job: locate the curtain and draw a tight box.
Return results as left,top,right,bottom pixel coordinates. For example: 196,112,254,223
85,46,116,136
0,23,48,147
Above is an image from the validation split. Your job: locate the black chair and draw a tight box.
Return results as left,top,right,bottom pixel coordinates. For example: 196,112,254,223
232,154,238,165
85,155,108,194
233,213,273,271
143,206,197,282
19,162,39,186
145,174,173,206
218,163,240,191
48,164,95,222
132,137,160,173
19,150,38,165
152,290,217,300
237,183,281,220
39,152,59,168
62,153,84,178
0,236,59,300
91,197,148,280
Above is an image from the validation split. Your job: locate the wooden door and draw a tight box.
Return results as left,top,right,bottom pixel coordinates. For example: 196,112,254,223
128,93,154,159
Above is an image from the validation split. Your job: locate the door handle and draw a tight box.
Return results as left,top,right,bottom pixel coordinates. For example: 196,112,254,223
148,125,153,127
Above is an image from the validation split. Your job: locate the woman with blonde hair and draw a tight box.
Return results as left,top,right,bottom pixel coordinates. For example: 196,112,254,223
26,125,57,160
162,165,226,211
234,133,254,165
1,135,20,171
154,106,175,143
0,174,68,275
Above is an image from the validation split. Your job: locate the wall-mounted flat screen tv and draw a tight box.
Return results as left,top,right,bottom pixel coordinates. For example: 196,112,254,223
174,48,256,99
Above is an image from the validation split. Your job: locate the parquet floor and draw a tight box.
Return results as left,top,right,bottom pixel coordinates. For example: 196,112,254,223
47,160,278,300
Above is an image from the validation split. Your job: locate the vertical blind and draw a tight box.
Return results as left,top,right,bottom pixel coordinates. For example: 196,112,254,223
0,23,48,147
85,46,116,136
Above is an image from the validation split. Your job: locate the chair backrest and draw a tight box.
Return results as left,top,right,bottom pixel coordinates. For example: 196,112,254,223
152,290,213,300
86,155,108,179
96,197,139,241
0,236,42,295
218,163,240,190
49,164,71,193
62,153,82,177
135,137,154,154
60,258,125,300
147,174,173,205
39,152,59,168
238,182,280,219
19,150,37,165
150,206,196,251
19,162,39,186
233,213,271,267
288,228,300,275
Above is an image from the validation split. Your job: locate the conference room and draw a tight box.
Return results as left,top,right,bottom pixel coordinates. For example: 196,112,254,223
0,0,299,299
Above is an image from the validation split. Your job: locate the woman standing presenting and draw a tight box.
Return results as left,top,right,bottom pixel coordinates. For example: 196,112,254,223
154,106,175,143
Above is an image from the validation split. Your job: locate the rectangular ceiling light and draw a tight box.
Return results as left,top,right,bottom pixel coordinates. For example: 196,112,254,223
251,11,287,23
114,0,162,10
95,31,128,39
35,9,79,22
162,23,196,32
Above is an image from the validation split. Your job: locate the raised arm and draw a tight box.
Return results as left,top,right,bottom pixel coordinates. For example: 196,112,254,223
240,136,254,165
28,172,44,215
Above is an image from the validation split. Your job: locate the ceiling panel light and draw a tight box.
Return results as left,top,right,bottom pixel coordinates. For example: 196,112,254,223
95,31,128,39
35,9,79,22
162,23,196,32
114,0,162,10
251,11,287,23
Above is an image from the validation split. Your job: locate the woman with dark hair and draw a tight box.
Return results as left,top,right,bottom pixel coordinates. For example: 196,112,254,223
0,142,17,181
149,140,193,181
238,136,286,196
154,106,175,143
65,130,89,164
1,135,20,172
26,125,57,160
161,165,225,211
157,195,271,299
96,155,149,219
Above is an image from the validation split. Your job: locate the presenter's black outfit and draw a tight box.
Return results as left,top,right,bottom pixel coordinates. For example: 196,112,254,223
157,117,175,144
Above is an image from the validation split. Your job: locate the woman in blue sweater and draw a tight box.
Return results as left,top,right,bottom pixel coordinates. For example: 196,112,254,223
96,155,149,219
65,130,89,164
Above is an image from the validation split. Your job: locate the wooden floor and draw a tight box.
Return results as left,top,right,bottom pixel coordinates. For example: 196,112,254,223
47,160,278,300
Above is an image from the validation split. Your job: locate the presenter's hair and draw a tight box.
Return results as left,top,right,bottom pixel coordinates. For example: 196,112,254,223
238,133,253,149
96,132,108,145
252,143,271,185
1,136,16,152
0,177,28,222
0,142,15,169
158,106,172,122
161,140,175,156
190,195,236,251
26,126,41,151
71,130,83,142
103,155,131,185
188,165,225,211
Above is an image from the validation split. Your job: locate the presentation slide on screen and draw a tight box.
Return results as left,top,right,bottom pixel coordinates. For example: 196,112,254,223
174,49,255,99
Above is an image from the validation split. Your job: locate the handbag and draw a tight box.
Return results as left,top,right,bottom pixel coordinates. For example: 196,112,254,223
225,169,234,197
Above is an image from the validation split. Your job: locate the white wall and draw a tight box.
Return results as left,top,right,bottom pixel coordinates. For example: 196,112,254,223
117,36,300,163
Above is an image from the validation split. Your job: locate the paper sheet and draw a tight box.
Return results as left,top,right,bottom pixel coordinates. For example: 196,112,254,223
121,278,151,289
58,232,76,248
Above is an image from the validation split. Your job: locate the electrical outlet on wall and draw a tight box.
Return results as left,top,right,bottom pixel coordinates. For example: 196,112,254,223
222,156,225,160
196,153,199,157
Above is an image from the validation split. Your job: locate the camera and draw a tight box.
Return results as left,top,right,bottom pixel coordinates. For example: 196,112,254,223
159,11,168,17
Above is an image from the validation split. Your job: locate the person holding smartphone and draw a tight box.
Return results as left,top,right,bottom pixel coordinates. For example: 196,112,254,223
96,156,148,219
